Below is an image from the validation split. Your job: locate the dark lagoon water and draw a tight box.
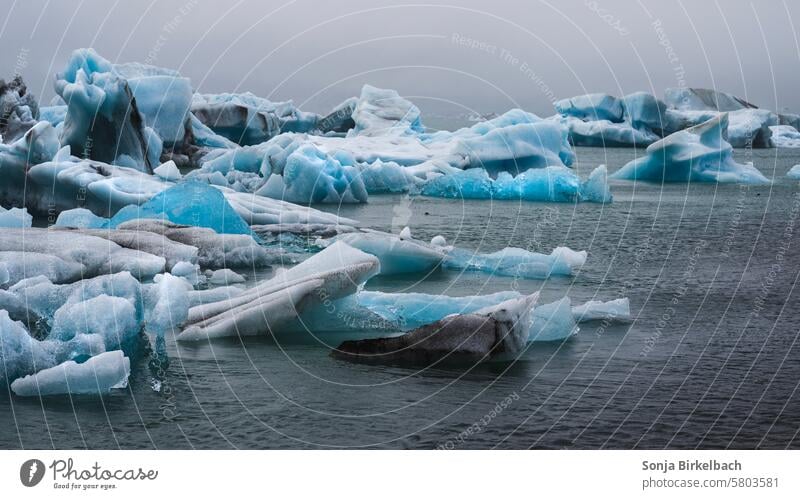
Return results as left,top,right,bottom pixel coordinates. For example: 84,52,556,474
2,146,800,449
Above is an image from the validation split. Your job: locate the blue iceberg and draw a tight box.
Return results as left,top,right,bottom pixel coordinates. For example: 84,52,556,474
109,180,253,235
611,114,770,184
421,165,611,203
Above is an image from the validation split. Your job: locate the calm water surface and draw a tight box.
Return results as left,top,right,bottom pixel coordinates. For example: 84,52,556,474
2,146,800,449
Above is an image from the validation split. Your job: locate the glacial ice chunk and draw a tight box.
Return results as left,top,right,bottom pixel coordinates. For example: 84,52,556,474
178,241,379,340
351,85,424,137
421,166,610,203
770,125,800,148
572,297,631,322
529,297,578,341
10,350,130,396
208,268,246,285
55,49,155,172
554,93,624,122
55,208,108,229
787,164,800,180
109,180,253,235
154,160,182,181
0,75,39,143
49,295,139,351
0,311,55,383
356,290,522,330
443,245,586,279
335,230,446,275
144,273,190,336
332,293,538,365
259,144,367,203
611,114,769,184
727,109,777,148
0,207,32,228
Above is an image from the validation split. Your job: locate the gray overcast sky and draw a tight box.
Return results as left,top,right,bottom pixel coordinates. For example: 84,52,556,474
2,0,798,118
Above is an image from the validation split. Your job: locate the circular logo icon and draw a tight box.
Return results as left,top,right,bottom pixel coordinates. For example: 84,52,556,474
20,459,45,487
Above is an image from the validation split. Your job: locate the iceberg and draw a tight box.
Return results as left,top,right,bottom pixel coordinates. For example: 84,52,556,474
611,114,770,184
0,228,166,285
350,85,424,136
355,290,522,330
664,87,757,112
572,297,631,322
257,143,367,203
443,245,586,279
0,310,55,383
529,297,578,341
334,229,446,275
144,273,190,336
55,49,156,172
177,241,379,341
0,122,60,208
10,350,130,396
116,63,192,147
332,294,538,365
115,219,270,269
0,75,39,143
769,125,800,148
420,165,611,203
788,164,800,180
191,92,318,146
557,115,659,147
9,271,143,324
0,206,32,228
108,180,253,235
554,93,623,122
727,109,777,148
55,208,108,229
153,160,182,181
316,97,357,134
49,295,139,351
207,268,246,285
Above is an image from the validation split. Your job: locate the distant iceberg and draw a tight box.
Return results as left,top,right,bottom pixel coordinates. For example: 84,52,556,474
421,165,612,203
611,114,769,184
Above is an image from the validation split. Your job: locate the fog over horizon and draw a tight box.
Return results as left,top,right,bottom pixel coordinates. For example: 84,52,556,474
2,0,798,120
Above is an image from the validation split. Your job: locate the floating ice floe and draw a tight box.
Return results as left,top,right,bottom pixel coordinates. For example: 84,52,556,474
420,165,612,203
611,114,770,184
572,297,631,322
443,245,587,279
788,164,800,180
177,241,379,341
207,268,246,285
529,297,579,342
10,350,131,396
332,294,538,365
